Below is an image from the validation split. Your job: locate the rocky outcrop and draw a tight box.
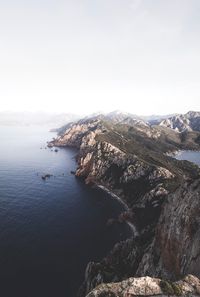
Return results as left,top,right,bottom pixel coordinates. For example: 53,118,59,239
86,274,200,297
48,119,103,148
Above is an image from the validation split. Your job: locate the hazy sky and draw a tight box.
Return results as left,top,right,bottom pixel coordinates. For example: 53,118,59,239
0,0,200,115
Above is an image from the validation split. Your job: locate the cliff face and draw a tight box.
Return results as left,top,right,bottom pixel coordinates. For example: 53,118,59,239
48,119,102,148
78,179,200,297
137,179,200,279
162,181,200,278
48,117,200,297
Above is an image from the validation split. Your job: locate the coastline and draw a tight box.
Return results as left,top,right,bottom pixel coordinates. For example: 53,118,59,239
97,185,129,210
48,137,139,236
166,148,200,157
96,184,138,237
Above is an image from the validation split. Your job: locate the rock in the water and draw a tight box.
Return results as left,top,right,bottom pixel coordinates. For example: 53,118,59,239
41,174,52,180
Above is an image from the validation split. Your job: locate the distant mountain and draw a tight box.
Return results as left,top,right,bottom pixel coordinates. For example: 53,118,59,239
79,110,143,124
142,114,177,125
2,110,200,133
56,110,197,137
82,110,177,126
0,111,80,128
105,110,142,122
159,111,200,132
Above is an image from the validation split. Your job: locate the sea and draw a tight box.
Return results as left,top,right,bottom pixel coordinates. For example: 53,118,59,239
0,125,131,297
175,150,200,166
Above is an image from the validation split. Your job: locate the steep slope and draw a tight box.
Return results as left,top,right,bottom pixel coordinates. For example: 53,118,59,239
136,179,200,279
48,117,200,297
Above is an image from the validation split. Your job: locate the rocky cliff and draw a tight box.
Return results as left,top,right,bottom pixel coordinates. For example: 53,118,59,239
48,116,200,297
160,111,200,133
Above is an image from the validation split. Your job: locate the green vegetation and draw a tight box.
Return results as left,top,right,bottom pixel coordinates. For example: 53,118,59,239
171,283,183,296
160,280,182,296
160,280,174,295
97,120,200,183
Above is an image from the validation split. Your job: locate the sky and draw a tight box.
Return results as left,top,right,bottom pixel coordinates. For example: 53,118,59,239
0,0,200,115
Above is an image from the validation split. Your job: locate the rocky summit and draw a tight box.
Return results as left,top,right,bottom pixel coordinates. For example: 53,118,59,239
48,112,200,297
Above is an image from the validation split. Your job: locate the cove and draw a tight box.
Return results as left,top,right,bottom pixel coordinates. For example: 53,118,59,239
175,150,200,166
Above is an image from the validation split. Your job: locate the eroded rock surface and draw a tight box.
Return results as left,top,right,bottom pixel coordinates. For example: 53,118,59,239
86,275,200,297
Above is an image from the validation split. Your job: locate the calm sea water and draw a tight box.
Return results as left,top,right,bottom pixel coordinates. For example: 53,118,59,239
175,150,200,166
0,125,130,297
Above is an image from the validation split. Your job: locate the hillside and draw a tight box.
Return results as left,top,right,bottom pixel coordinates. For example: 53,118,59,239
48,115,200,297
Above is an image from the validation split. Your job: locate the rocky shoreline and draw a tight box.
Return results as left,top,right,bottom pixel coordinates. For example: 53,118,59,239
48,116,200,297
96,184,138,236
96,185,129,211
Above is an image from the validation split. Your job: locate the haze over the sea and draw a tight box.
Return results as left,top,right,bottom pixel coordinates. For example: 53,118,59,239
0,0,200,115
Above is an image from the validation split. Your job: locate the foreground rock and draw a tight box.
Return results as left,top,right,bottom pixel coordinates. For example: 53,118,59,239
86,275,200,297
